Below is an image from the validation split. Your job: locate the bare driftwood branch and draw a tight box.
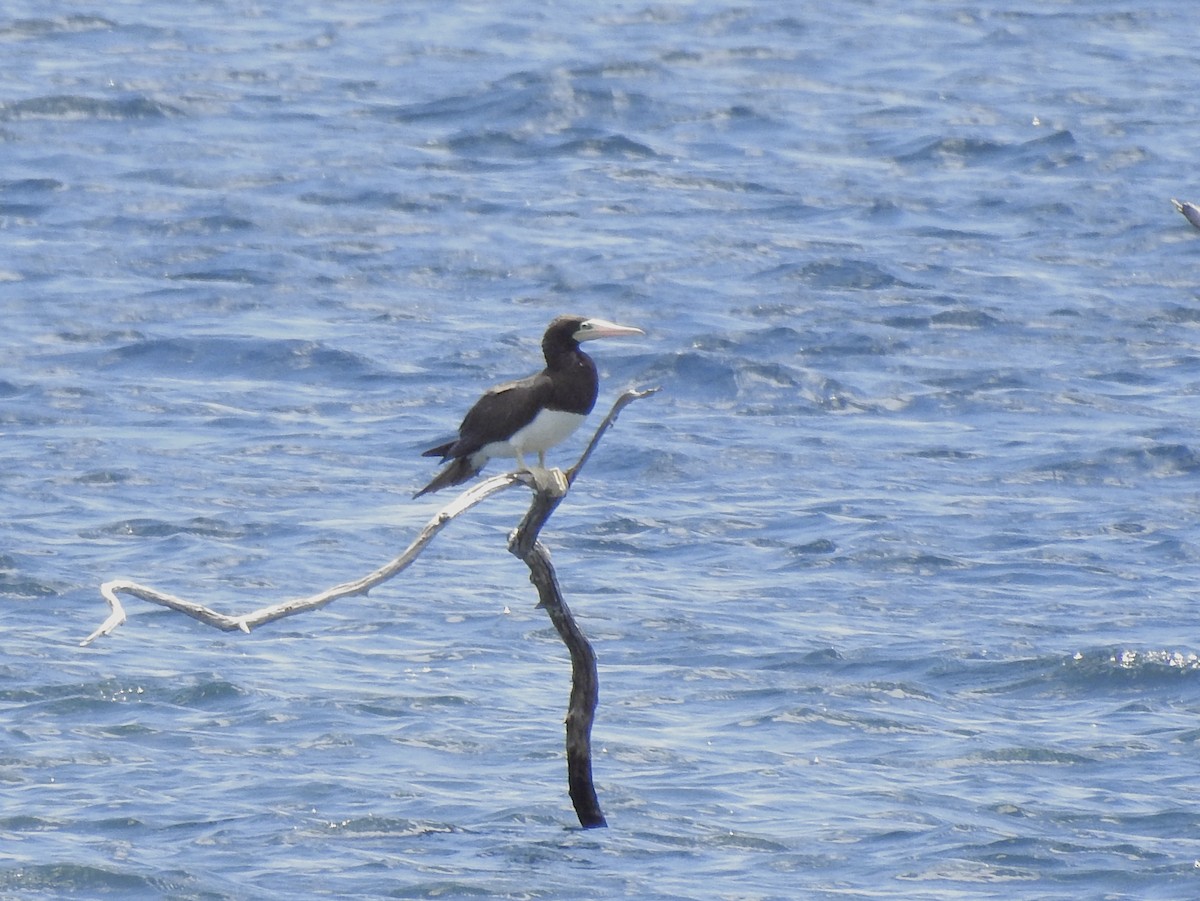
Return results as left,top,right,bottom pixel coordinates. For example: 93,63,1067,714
84,385,659,828
82,472,522,646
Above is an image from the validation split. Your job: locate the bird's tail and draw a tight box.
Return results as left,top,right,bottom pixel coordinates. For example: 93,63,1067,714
413,456,482,498
421,440,456,460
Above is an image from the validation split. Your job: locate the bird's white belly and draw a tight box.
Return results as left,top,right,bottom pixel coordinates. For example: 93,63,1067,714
481,409,586,460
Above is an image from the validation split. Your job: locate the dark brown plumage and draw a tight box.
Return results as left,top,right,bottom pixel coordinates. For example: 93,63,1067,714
415,315,643,497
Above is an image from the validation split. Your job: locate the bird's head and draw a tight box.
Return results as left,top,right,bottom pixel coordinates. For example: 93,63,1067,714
543,315,644,358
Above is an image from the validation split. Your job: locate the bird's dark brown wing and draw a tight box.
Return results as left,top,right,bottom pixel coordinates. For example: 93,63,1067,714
441,372,554,460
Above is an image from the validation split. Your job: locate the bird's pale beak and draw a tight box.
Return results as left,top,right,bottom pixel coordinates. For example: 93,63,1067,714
575,318,645,341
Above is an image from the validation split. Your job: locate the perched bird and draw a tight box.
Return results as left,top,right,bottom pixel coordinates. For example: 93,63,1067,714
1172,198,1200,230
415,315,644,497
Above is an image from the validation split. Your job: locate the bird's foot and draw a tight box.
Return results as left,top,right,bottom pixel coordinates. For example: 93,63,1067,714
519,465,568,497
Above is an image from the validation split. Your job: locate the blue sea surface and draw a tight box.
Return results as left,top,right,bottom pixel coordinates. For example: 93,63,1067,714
4,1,1200,898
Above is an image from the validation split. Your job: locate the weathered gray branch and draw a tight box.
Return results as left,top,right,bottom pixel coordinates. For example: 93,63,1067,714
82,472,522,645
83,385,659,828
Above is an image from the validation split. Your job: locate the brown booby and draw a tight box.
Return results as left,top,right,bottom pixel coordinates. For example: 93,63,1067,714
415,315,644,497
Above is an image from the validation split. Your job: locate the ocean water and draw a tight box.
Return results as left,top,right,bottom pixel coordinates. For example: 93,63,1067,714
4,1,1200,897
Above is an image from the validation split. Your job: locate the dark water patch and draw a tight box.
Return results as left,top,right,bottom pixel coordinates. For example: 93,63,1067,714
639,351,739,403
908,224,996,240
0,202,46,218
972,746,1096,766
0,179,63,220
99,336,381,383
756,258,915,291
80,517,258,541
408,67,674,162
377,82,532,126
169,678,247,708
786,538,838,557
894,129,1079,171
959,648,1200,699
1,679,110,707
0,94,183,121
856,549,971,576
324,814,466,837
1025,443,1200,485
381,66,665,134
736,360,805,392
92,721,158,739
387,880,499,899
929,309,1002,329
865,198,906,224
1017,129,1083,170
438,130,533,160
74,469,133,486
0,815,62,832
759,647,844,670
618,167,787,197
1085,368,1158,387
81,214,262,249
589,515,657,540
919,367,1036,397
716,325,888,369
165,268,272,285
774,704,930,736
1150,304,1200,326
0,572,58,599
159,215,258,237
888,309,988,331
354,694,473,718
299,188,439,213
0,863,170,897
119,167,210,191
698,98,787,132
0,16,116,40
0,678,177,719
926,835,1055,875
688,325,798,354
906,447,983,461
53,328,145,345
1087,648,1200,682
550,132,659,159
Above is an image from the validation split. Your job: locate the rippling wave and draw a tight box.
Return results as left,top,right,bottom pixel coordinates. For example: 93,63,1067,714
4,1,1200,899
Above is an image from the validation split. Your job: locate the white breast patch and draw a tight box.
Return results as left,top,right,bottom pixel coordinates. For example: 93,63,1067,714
480,409,586,460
